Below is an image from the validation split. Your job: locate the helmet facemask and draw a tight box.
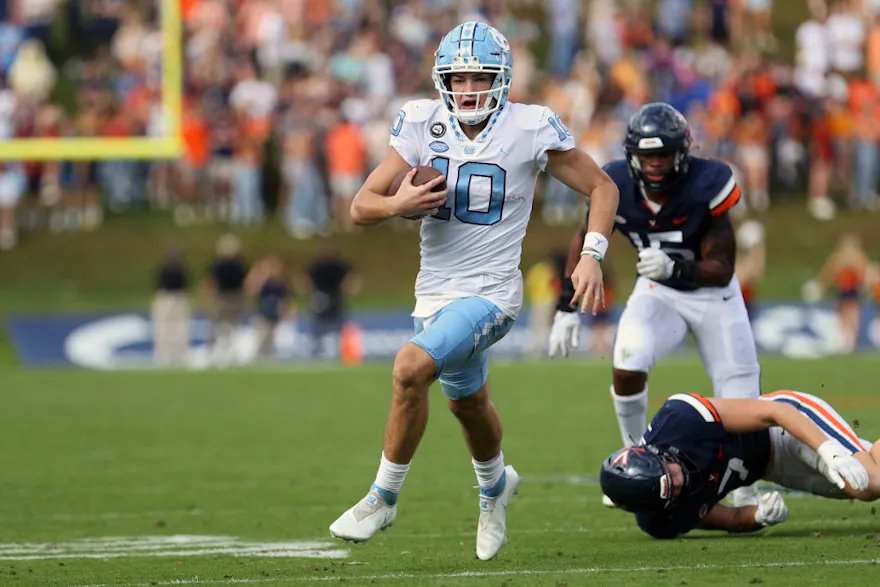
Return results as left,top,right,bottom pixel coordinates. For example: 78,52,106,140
432,63,511,126
626,147,690,192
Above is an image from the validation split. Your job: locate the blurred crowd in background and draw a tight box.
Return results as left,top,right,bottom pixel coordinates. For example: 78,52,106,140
2,0,880,252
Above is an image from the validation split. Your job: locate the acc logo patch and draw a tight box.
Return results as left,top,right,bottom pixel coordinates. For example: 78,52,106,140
429,141,449,153
430,122,446,138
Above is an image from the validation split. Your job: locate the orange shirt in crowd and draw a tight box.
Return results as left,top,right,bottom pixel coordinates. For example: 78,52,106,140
325,122,366,176
848,79,878,115
182,110,210,168
709,89,741,118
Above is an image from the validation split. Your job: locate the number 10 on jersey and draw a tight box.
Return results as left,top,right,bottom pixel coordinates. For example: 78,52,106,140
430,157,507,226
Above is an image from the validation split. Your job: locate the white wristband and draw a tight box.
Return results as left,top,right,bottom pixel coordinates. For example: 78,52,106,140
582,231,608,261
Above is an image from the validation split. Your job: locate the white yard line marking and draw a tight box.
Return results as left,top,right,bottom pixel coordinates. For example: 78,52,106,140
0,536,348,561
73,557,880,587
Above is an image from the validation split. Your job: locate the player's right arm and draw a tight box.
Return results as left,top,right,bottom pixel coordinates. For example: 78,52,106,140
349,149,446,225
351,101,448,225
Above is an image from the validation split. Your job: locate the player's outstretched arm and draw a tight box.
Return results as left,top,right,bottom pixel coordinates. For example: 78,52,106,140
710,398,828,446
669,211,736,287
350,148,447,225
710,397,871,494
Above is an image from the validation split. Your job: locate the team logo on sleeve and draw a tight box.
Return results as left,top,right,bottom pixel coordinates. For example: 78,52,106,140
430,122,446,138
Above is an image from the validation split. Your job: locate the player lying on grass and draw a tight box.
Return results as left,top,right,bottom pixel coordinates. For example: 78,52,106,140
600,390,878,538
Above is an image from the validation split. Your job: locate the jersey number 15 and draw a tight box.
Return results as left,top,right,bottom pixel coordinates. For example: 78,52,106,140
430,157,506,226
625,230,696,261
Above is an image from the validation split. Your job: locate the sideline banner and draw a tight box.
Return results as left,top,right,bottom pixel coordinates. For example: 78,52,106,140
4,303,879,370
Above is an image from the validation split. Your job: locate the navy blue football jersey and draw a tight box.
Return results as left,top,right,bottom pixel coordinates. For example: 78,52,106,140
634,393,770,539
601,157,741,291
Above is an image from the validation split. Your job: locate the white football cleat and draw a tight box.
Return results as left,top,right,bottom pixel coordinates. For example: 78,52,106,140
476,465,521,561
329,488,397,543
602,494,619,508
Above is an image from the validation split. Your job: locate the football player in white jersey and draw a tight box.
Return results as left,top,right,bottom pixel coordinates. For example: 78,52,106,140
329,21,619,560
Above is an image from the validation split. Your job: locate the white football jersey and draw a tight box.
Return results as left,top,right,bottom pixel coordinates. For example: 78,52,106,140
389,99,576,319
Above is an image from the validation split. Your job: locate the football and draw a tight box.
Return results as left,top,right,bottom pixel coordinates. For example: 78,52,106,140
388,166,446,220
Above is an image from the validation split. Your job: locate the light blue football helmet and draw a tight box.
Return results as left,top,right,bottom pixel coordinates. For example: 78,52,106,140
432,21,513,126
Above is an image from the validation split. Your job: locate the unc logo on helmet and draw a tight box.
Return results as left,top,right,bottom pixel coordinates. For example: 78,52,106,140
432,21,513,127
624,103,692,192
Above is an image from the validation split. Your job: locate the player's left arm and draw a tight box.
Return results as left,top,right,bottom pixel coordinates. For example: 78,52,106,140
701,494,790,533
668,211,736,288
546,150,620,314
545,149,619,240
698,503,762,533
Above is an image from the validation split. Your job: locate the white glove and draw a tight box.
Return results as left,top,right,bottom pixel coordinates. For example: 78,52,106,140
817,439,870,491
548,310,581,358
636,249,675,280
753,491,789,527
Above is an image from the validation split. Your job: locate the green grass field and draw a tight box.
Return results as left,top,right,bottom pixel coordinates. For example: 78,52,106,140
2,356,880,586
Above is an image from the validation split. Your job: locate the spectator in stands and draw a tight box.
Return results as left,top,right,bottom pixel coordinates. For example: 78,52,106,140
229,59,275,225
175,95,211,223
324,109,366,234
204,233,248,365
734,109,771,212
282,125,330,239
827,0,865,77
151,246,191,368
98,103,143,212
850,95,880,210
299,244,360,359
8,38,55,106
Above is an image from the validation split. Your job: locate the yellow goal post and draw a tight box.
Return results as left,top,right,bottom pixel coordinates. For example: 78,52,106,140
0,0,183,161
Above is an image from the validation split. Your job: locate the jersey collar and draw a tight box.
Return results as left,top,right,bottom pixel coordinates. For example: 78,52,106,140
448,103,506,144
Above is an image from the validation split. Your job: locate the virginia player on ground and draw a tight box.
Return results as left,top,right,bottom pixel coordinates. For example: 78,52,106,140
548,103,762,508
329,22,619,560
600,389,878,538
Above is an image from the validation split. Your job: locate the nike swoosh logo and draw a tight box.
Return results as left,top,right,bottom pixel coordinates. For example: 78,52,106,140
723,294,733,301
672,217,688,225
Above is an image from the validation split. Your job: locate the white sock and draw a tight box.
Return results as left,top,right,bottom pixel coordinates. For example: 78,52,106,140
473,451,506,498
611,385,648,447
372,452,410,505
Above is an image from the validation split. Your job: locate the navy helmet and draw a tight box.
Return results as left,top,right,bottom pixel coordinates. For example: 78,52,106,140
624,102,692,192
600,445,698,514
